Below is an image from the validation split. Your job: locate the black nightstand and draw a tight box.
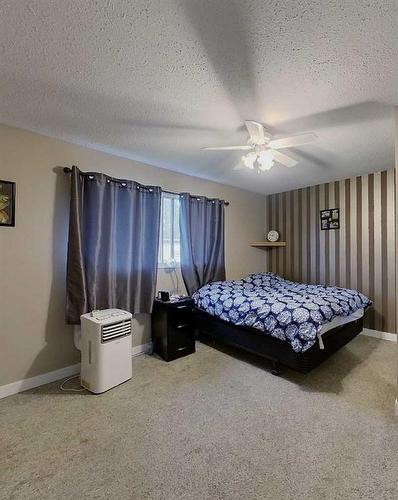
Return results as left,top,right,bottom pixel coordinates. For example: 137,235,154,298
151,298,195,361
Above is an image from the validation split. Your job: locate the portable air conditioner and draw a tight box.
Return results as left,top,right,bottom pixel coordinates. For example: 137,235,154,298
80,309,132,394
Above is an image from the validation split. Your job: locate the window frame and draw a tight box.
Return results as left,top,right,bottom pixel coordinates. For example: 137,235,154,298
158,192,181,268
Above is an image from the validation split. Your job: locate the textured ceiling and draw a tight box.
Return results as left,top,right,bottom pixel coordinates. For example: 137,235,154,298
1,0,397,194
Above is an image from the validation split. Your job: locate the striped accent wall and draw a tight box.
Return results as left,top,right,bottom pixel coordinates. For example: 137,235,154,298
266,170,396,333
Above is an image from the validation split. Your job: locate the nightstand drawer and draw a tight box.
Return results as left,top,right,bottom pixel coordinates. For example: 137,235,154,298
168,323,194,346
168,307,194,329
171,343,194,360
167,325,195,361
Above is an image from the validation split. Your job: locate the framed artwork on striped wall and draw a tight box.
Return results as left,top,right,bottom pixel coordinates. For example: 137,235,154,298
320,208,340,230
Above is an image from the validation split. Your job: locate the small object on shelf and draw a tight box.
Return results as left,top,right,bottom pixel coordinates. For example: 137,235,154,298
251,241,286,248
266,230,279,242
152,298,195,362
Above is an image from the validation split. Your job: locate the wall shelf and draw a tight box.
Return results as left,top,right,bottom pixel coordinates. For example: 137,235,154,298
251,241,286,248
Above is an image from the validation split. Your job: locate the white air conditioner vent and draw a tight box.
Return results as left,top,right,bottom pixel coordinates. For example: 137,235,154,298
101,320,131,343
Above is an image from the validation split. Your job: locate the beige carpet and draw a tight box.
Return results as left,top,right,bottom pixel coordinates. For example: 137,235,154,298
1,336,397,500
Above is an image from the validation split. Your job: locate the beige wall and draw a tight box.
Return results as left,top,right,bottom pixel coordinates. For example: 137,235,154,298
0,124,266,386
266,170,396,333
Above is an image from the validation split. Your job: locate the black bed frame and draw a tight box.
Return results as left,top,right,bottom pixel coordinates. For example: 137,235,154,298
194,307,363,374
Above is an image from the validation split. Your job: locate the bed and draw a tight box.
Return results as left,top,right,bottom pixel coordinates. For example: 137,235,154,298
193,272,372,374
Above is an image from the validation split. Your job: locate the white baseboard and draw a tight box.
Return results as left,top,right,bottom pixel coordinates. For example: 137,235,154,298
132,342,152,357
0,342,151,400
0,363,81,400
361,328,397,342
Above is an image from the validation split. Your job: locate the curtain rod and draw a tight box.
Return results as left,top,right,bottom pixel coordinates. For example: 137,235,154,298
63,166,230,206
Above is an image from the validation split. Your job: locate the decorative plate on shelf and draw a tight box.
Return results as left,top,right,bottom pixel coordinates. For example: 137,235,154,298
266,230,279,242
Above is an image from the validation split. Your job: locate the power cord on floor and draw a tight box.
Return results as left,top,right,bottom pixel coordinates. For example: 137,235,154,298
59,374,86,392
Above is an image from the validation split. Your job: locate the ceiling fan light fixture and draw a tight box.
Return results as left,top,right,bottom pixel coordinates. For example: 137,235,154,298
242,152,257,169
258,162,273,171
258,150,274,170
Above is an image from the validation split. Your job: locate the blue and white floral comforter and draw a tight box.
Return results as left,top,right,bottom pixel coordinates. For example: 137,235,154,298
193,273,372,353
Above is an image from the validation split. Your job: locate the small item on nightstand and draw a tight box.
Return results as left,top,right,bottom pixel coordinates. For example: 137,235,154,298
170,294,188,302
152,297,195,361
157,290,170,302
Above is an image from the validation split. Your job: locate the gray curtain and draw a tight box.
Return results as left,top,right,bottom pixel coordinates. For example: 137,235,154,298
66,166,161,324
179,193,225,295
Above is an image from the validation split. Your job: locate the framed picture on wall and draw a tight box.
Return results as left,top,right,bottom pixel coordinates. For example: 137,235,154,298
0,180,16,227
320,207,339,230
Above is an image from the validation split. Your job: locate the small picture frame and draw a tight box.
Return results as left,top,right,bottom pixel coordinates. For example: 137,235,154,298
0,180,16,227
320,207,339,230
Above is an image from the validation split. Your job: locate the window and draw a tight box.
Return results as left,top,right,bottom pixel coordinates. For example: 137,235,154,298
158,193,180,267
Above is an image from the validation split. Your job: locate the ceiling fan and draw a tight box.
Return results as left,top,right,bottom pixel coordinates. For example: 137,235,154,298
202,121,317,172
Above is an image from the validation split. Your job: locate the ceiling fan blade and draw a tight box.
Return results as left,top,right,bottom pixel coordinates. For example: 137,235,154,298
244,121,271,144
271,150,298,168
202,145,252,151
268,133,317,150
